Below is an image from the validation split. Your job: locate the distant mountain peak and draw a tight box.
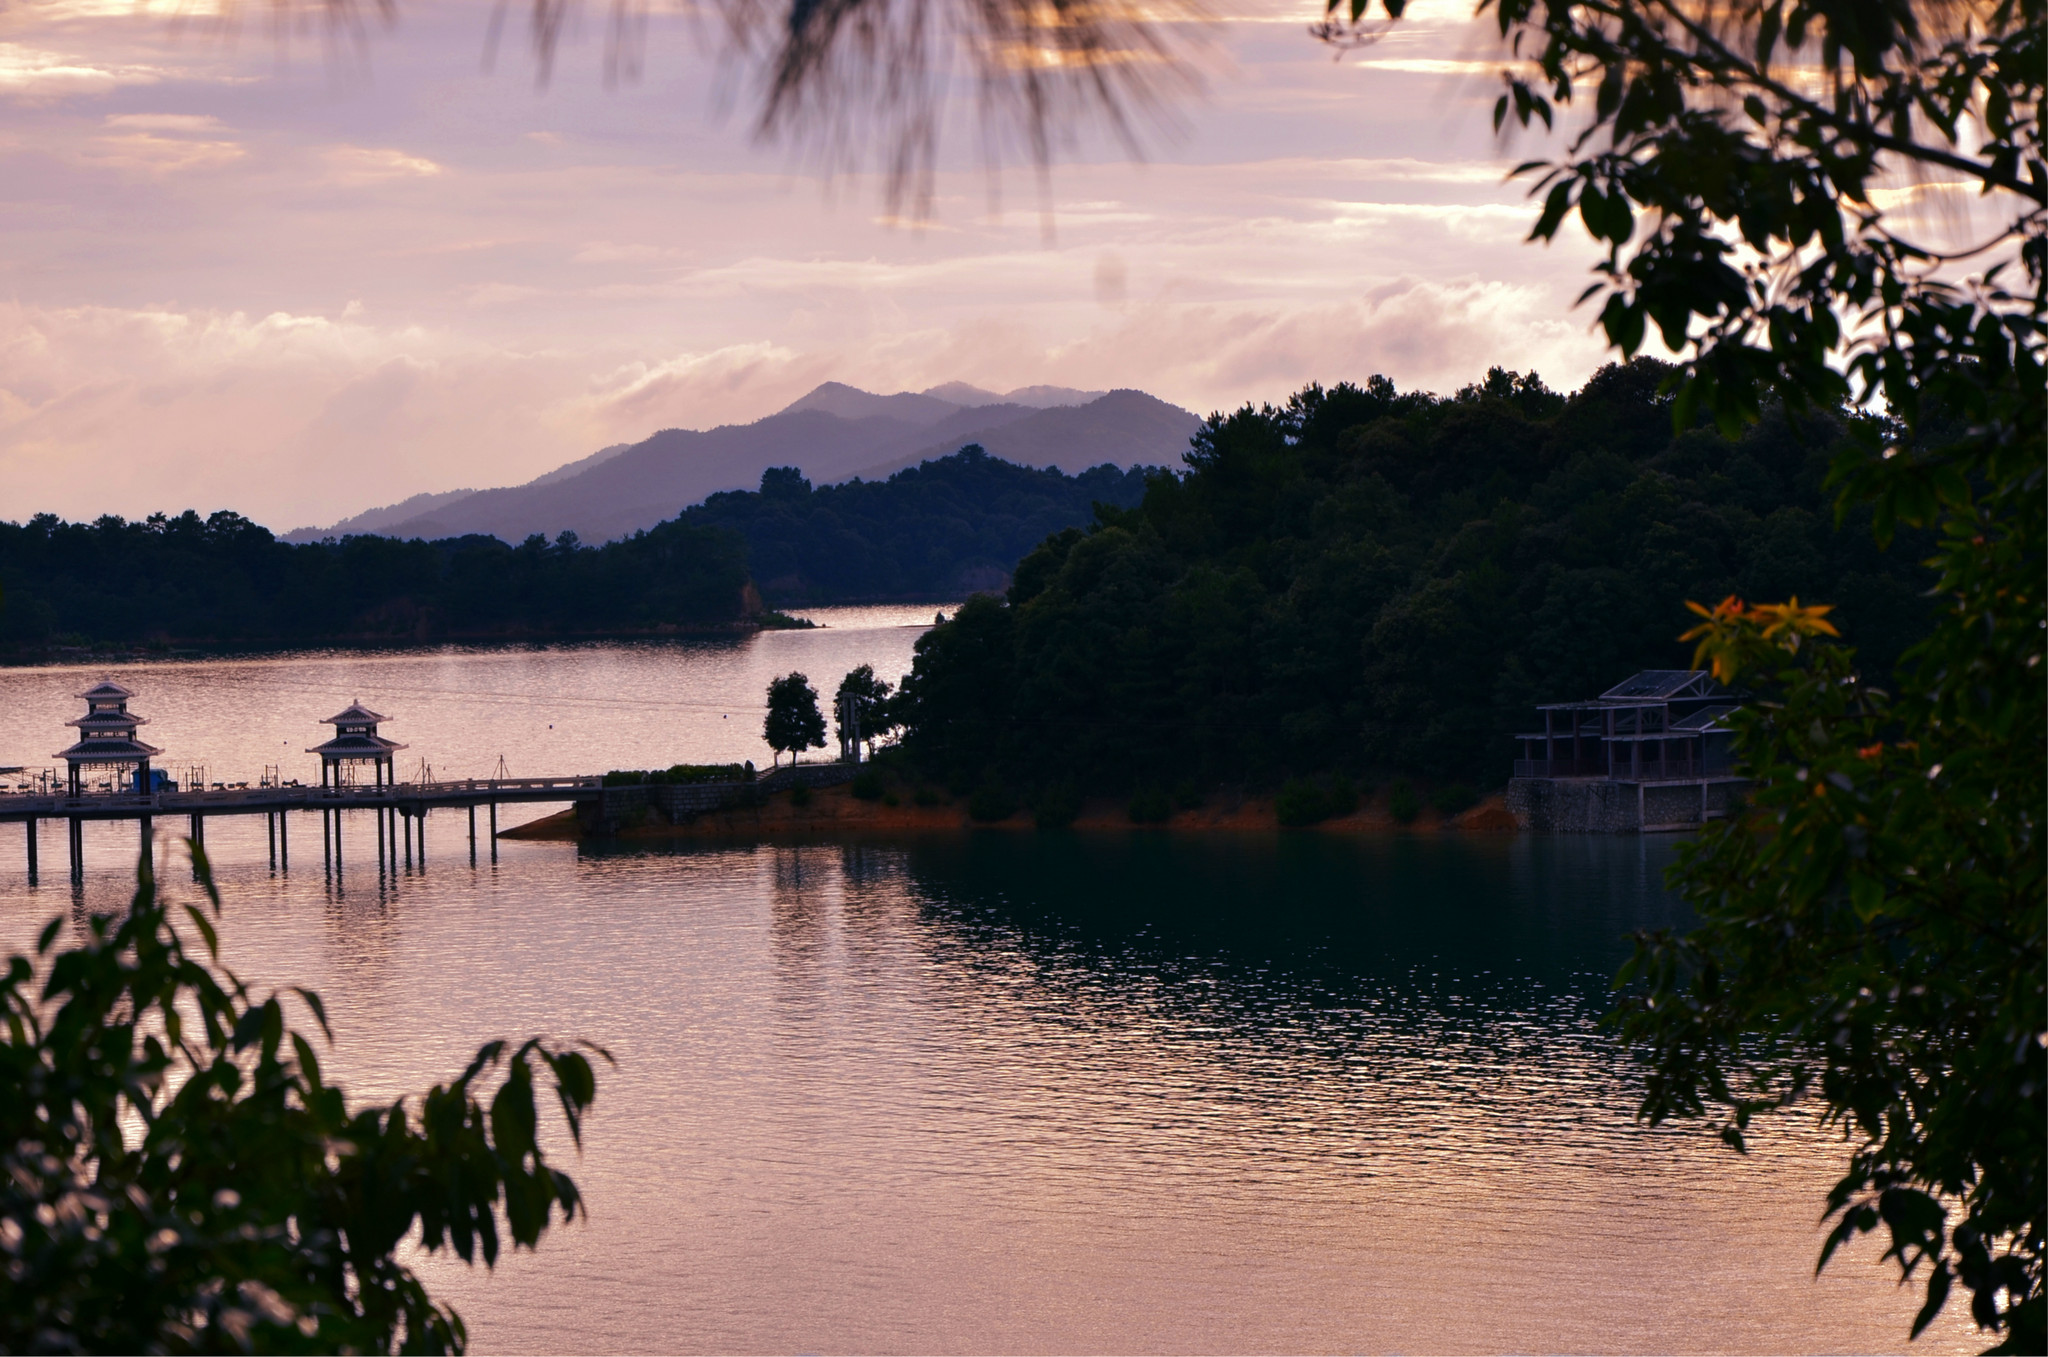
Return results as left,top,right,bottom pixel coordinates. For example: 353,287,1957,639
776,382,959,425
920,381,1002,406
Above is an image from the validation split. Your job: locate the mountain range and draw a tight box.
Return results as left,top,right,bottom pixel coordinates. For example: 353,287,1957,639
283,382,1201,545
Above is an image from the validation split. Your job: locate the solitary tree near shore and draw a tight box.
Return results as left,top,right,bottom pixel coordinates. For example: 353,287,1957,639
764,672,827,766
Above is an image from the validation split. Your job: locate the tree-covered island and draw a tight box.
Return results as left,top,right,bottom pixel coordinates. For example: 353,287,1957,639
884,359,1935,799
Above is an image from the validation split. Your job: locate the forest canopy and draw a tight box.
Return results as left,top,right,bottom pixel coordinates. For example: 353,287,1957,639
0,512,750,648
890,360,1938,793
0,447,1148,648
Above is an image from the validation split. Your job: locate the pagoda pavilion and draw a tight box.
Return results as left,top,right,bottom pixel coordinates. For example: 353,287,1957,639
308,702,407,787
56,680,164,795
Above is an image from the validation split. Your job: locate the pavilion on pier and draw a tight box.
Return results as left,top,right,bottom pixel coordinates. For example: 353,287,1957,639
308,702,407,787
55,680,164,795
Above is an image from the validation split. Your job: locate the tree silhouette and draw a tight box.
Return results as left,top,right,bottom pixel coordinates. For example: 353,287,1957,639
764,672,827,766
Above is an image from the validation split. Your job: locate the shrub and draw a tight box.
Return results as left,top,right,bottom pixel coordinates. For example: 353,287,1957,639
882,792,900,807
850,768,886,801
788,784,813,807
1034,782,1081,829
1172,778,1205,810
1127,785,1172,824
913,786,941,807
1276,774,1359,827
1275,777,1327,827
604,763,749,787
967,783,1017,822
1387,777,1421,824
1432,782,1478,816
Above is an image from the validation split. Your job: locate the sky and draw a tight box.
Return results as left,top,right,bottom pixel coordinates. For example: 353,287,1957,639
0,0,1623,531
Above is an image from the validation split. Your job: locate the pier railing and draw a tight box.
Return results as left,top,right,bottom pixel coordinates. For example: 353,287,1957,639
0,774,603,818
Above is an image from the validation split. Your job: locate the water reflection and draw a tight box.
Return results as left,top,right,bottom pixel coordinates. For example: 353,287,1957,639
0,623,1982,1355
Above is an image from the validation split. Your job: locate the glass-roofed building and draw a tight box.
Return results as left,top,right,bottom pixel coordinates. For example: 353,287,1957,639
1506,669,1751,832
1513,669,1739,783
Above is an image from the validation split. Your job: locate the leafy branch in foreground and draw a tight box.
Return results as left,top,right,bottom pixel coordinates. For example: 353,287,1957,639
0,844,608,1354
1613,432,2043,1352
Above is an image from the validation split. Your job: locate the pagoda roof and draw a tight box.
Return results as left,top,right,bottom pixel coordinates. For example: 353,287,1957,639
76,679,137,702
67,711,148,730
308,732,407,758
57,735,163,761
322,702,389,726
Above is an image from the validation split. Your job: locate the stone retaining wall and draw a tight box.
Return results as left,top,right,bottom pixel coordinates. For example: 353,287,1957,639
578,762,863,835
1506,777,1748,833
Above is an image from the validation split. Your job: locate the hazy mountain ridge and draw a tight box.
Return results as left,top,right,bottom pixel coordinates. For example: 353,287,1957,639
288,381,1195,547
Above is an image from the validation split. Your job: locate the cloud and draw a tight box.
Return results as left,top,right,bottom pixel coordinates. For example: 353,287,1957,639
580,342,816,430
0,42,161,98
87,111,243,173
324,146,444,183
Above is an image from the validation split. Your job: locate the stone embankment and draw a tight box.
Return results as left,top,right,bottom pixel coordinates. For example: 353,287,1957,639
1505,777,1749,833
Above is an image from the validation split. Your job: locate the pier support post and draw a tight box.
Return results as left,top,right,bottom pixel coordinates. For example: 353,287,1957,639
489,802,498,862
334,810,342,877
268,813,276,871
322,808,332,873
279,810,288,872
418,810,425,866
68,817,81,879
376,805,386,875
189,813,204,878
468,804,476,864
140,816,152,874
25,817,36,880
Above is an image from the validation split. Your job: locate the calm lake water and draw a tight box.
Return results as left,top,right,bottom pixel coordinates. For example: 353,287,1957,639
0,607,1977,1353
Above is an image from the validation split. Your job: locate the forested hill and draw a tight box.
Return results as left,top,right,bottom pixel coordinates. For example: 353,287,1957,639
0,513,750,648
684,447,1153,604
0,447,1152,649
890,360,1939,795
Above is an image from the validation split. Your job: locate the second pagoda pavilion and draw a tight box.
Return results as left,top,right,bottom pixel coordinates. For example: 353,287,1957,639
308,702,407,787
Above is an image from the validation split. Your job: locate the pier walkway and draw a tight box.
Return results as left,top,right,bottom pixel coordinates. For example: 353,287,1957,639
0,776,601,878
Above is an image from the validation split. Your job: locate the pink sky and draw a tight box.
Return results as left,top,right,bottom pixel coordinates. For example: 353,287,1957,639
0,0,1618,530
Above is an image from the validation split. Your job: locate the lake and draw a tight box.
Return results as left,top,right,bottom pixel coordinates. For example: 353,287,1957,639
0,607,1977,1353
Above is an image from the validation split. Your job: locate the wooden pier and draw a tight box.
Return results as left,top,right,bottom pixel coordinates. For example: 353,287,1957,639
0,776,600,879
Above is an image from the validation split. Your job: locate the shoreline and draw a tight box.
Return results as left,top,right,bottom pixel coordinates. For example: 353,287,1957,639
500,782,1522,841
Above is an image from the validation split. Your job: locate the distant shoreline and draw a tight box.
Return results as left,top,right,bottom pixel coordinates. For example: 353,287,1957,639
0,616,828,668
501,782,1522,841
